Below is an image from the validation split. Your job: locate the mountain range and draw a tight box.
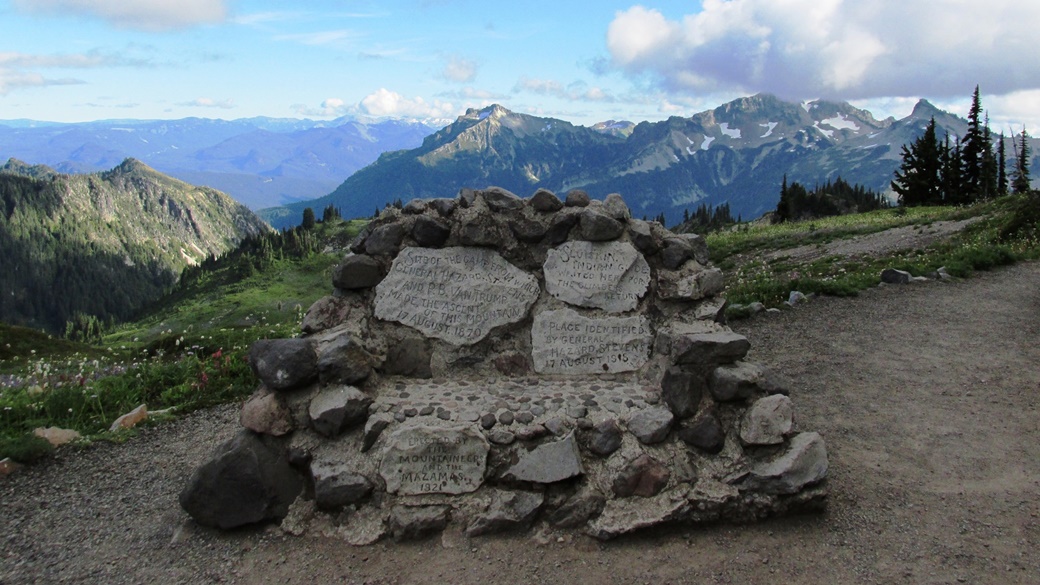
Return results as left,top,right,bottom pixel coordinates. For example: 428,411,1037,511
262,94,1038,228
0,116,437,210
0,158,268,332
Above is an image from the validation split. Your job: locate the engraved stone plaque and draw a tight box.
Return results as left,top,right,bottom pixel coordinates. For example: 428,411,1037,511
543,241,650,313
379,424,490,495
531,308,653,374
374,247,540,345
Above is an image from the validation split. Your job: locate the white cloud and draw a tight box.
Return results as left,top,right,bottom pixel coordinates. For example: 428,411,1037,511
13,0,226,31
359,88,456,119
0,49,147,95
442,56,478,83
180,97,234,109
606,0,1040,101
514,77,617,103
292,98,352,118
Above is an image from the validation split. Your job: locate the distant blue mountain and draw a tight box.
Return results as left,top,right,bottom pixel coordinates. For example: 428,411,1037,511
0,116,438,210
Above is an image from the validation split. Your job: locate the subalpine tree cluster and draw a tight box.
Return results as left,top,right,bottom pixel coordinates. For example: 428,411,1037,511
774,175,888,223
892,86,1028,206
677,202,738,234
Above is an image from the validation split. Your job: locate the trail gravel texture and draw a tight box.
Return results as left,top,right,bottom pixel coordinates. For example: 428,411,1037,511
2,261,1038,585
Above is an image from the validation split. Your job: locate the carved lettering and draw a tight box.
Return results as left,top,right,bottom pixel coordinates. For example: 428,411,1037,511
543,241,650,313
531,308,653,374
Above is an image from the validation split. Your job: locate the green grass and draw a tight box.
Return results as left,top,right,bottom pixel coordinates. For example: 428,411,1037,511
0,218,365,462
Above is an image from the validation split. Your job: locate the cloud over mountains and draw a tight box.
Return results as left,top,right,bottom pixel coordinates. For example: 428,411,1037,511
13,0,227,30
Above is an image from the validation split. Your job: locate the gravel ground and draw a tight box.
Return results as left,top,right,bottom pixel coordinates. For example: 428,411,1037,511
2,261,1038,585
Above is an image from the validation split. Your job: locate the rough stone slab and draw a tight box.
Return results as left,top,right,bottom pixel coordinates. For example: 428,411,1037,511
502,432,583,483
586,489,690,540
745,432,828,495
311,462,374,510
389,505,451,541
657,265,724,301
374,247,539,345
671,331,750,366
612,454,670,497
710,361,772,402
579,209,625,241
626,407,674,444
466,489,544,536
332,254,384,290
248,339,317,391
531,308,652,375
740,394,793,446
544,241,650,312
240,388,294,437
309,386,372,438
378,424,489,495
881,268,912,284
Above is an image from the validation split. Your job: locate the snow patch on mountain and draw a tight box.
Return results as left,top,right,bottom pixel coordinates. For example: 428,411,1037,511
700,136,715,150
821,115,859,132
760,122,778,138
719,123,741,139
813,122,834,138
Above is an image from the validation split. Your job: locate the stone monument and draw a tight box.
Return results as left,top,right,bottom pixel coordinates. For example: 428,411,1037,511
180,187,828,542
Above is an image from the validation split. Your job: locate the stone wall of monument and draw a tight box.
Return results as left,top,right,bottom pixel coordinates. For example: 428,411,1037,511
179,187,828,542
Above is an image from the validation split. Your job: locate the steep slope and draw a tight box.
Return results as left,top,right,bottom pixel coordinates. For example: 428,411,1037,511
0,158,270,332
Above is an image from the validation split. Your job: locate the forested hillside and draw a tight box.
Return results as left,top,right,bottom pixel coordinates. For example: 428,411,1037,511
0,158,269,333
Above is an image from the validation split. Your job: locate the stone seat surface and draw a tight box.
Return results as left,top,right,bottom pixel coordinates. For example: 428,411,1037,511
370,377,661,428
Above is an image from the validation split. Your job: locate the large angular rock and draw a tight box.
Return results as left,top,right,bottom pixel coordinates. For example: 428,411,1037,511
602,193,631,221
466,489,544,536
249,339,317,392
660,366,703,418
502,433,584,483
316,334,373,385
388,505,451,541
582,418,623,457
627,219,659,254
364,223,406,256
586,490,690,540
480,186,524,212
332,254,384,290
179,431,303,529
240,388,294,437
579,209,625,241
311,462,374,510
412,215,451,247
301,295,354,334
308,386,372,437
881,268,912,284
548,488,606,528
657,266,724,301
529,188,563,212
710,361,777,402
671,331,750,367
740,395,793,446
626,407,674,444
745,432,828,494
612,454,670,497
545,210,580,244
677,410,724,454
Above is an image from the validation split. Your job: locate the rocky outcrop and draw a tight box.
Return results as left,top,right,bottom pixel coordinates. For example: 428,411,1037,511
181,188,828,542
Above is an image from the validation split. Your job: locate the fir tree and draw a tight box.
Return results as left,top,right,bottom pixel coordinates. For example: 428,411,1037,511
301,207,316,230
959,86,986,201
1011,128,1032,194
893,117,942,206
997,132,1008,195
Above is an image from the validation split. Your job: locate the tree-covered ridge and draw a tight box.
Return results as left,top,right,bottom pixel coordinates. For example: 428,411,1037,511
0,158,270,333
774,176,889,223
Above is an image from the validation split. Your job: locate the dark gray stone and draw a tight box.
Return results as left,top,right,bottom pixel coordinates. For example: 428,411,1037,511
402,199,428,214
626,407,674,444
502,433,584,483
458,187,478,208
332,254,384,290
248,339,317,392
627,219,659,254
411,215,451,247
316,334,372,386
364,223,406,256
881,268,912,284
489,430,516,445
480,413,497,429
612,454,670,498
678,410,724,454
660,237,695,270
744,432,828,494
545,210,579,244
480,186,524,212
362,413,393,453
498,411,514,425
515,424,548,441
458,216,508,247
710,361,770,402
529,188,564,212
429,198,457,217
466,489,544,536
301,295,354,334
312,464,374,510
564,189,591,207
587,491,689,540
510,217,547,243
179,431,302,529
544,416,573,437
382,337,432,378
660,366,703,418
681,233,710,264
672,331,751,367
740,394,793,445
308,386,373,437
389,505,451,541
583,418,622,457
579,209,625,241
602,193,631,221
548,489,606,528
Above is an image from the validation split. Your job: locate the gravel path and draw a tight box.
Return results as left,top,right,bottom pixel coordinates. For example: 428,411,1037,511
3,261,1038,584
765,217,983,262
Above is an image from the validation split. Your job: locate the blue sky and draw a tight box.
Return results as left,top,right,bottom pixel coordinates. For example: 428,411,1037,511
2,0,1039,132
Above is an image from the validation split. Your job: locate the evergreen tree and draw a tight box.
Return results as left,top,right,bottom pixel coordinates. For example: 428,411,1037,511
321,204,341,222
979,116,998,199
997,132,1008,195
893,117,942,206
940,135,963,204
1011,128,1032,194
301,207,316,230
960,86,986,201
775,174,791,222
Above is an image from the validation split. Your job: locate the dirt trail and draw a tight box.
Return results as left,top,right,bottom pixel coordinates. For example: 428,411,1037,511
2,262,1039,585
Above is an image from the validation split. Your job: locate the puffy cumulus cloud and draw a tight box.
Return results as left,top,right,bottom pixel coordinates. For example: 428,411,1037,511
514,77,617,103
606,0,1040,101
292,98,353,118
441,56,478,83
13,0,227,30
359,88,456,119
179,97,234,109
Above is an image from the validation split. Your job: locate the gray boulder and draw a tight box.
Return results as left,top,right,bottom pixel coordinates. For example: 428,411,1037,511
179,431,302,529
529,188,563,212
240,388,294,437
602,193,631,220
677,410,724,454
312,467,374,510
745,432,828,494
480,186,524,212
308,386,373,437
671,331,750,367
389,505,451,541
502,433,584,483
248,339,317,392
612,454,670,498
332,254,384,290
710,361,781,402
881,268,912,284
466,489,544,536
364,223,406,256
582,418,623,457
316,334,372,386
661,366,702,418
411,215,451,247
740,394,793,445
564,189,591,207
548,488,606,528
626,407,674,444
579,209,625,241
